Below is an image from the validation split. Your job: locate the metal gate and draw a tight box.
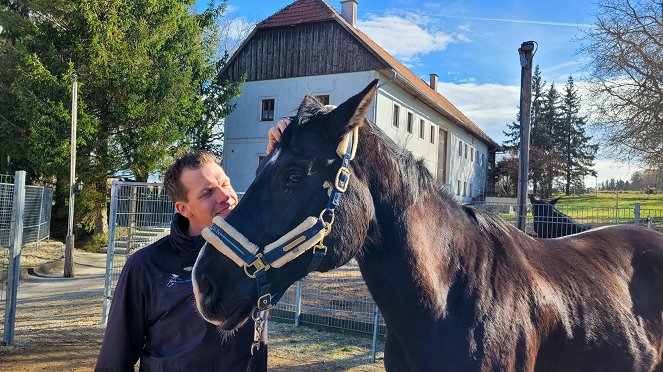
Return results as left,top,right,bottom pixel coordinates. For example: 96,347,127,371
102,181,174,322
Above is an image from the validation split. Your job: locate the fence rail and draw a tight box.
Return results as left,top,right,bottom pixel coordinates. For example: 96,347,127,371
104,187,663,362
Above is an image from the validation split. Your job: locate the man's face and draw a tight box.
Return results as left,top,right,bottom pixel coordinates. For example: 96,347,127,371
175,162,238,236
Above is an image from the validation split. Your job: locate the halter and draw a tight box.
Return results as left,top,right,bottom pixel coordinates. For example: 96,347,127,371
201,126,358,353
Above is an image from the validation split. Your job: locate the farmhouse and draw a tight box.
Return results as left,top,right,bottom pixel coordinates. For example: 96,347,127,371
220,0,499,201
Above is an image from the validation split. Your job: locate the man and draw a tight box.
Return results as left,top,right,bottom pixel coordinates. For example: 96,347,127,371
96,151,265,371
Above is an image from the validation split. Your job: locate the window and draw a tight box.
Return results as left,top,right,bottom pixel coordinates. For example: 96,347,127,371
457,180,461,196
458,141,463,156
475,150,479,163
463,181,467,196
481,153,485,166
471,148,474,162
419,119,425,139
392,105,400,128
430,125,435,144
464,143,468,159
261,99,275,121
407,112,414,134
470,183,473,197
315,95,330,105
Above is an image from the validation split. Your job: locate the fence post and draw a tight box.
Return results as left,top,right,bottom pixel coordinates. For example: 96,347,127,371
634,203,640,226
3,170,26,346
36,187,45,242
294,280,303,326
102,181,119,324
371,306,381,363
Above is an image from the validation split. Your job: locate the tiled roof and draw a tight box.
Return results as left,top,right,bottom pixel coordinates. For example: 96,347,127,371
257,0,336,29
256,0,497,148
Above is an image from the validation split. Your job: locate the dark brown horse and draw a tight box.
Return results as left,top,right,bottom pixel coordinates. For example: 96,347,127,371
529,195,590,238
192,80,663,371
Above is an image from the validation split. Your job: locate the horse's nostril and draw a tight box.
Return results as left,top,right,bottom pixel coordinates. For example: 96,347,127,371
197,274,214,298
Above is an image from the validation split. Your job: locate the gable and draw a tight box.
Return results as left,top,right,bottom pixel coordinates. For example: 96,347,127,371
221,20,386,82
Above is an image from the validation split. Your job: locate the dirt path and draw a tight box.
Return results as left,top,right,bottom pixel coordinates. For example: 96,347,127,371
0,250,384,371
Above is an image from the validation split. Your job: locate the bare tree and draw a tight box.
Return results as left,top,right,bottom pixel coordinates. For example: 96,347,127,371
579,0,663,168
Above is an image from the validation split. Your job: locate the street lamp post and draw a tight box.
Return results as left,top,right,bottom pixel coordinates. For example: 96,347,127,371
64,73,77,278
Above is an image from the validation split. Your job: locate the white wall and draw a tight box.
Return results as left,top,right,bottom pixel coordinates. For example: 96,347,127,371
224,70,490,201
224,71,378,191
375,80,490,202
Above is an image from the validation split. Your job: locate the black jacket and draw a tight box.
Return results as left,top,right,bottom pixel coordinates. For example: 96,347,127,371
96,213,265,372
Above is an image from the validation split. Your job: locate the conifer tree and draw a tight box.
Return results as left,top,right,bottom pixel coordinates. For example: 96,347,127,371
559,76,597,195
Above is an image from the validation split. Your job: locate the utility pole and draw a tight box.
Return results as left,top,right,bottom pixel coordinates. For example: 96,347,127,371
64,73,77,278
517,41,535,232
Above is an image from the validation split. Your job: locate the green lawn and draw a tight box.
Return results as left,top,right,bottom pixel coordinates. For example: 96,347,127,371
553,192,663,210
546,192,663,224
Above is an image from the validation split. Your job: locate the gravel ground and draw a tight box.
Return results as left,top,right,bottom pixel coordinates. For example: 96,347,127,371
0,249,385,371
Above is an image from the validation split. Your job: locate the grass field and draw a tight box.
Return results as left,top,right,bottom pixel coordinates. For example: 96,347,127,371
552,192,663,210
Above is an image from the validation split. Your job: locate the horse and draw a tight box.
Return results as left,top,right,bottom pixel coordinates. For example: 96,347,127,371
529,195,590,238
192,80,663,371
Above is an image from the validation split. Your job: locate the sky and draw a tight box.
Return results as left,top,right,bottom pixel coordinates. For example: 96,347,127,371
193,0,638,185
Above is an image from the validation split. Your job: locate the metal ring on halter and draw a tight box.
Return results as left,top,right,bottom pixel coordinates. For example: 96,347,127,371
244,254,269,278
319,208,335,229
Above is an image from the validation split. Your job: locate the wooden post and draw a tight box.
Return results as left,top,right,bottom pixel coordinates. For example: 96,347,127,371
517,41,535,232
65,73,78,277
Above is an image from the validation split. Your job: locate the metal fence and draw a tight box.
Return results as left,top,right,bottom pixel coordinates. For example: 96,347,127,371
468,201,663,235
1,172,53,344
102,181,174,322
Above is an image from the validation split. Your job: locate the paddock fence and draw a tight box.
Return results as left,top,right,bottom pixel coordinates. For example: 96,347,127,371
103,184,663,362
1,171,53,345
468,201,663,236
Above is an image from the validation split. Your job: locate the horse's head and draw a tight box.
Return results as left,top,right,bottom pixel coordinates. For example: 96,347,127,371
529,194,556,219
192,80,378,330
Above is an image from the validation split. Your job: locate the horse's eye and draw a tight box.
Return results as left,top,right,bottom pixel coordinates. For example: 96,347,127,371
287,171,304,184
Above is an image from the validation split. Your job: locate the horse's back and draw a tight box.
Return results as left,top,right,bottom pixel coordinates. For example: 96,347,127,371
538,224,663,371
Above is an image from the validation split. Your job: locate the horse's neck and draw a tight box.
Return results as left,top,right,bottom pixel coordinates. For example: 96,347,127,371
355,132,469,325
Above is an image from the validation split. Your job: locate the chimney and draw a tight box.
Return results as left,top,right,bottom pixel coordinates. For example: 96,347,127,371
341,0,358,27
429,73,438,91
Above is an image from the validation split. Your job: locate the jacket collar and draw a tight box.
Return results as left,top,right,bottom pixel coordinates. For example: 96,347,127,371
170,213,207,259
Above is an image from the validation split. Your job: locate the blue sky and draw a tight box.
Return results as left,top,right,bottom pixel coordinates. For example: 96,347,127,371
194,0,638,184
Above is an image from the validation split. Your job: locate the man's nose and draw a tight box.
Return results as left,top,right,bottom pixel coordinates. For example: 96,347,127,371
215,187,231,203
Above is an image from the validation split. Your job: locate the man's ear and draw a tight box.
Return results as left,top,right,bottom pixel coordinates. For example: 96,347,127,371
324,79,378,140
175,201,193,218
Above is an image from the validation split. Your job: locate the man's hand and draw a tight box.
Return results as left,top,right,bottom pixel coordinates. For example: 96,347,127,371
266,117,291,154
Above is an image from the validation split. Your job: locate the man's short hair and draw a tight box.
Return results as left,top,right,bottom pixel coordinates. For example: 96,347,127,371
164,151,220,202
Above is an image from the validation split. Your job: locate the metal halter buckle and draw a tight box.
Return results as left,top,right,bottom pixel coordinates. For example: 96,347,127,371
244,254,269,278
335,166,351,192
257,293,272,311
312,244,327,256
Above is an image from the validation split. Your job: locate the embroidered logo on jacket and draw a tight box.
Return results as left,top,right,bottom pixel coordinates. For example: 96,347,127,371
167,274,192,287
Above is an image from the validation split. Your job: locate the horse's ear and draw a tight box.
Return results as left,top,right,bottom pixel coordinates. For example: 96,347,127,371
549,197,561,205
325,79,378,139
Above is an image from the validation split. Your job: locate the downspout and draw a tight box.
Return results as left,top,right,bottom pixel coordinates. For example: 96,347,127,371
372,69,397,124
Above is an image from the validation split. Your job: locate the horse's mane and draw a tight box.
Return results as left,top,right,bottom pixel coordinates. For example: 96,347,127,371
287,100,521,238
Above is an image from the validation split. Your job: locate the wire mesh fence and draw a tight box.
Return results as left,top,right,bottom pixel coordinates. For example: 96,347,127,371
468,201,663,236
102,181,174,322
1,173,53,343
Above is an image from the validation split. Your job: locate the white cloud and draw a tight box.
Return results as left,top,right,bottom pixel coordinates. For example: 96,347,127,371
357,14,460,62
437,82,520,144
